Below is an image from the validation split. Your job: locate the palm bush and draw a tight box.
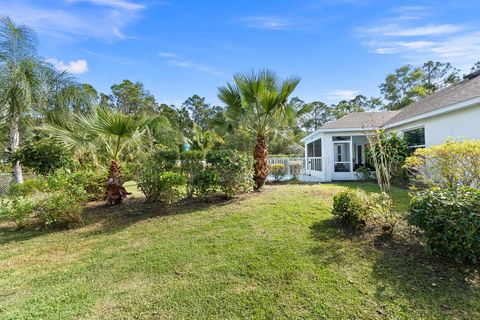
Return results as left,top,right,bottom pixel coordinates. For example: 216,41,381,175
44,108,147,205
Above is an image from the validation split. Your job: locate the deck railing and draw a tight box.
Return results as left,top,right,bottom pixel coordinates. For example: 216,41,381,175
307,157,323,172
267,157,306,176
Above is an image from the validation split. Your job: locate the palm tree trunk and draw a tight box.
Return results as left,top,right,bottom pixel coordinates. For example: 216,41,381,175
253,135,268,190
9,113,23,184
106,159,130,205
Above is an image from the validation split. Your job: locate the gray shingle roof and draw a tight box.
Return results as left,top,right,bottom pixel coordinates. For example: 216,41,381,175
385,74,480,125
321,111,400,129
320,73,480,130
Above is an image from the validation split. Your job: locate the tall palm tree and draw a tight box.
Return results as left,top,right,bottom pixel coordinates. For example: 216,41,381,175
0,17,41,183
217,69,305,190
0,16,82,183
44,108,147,205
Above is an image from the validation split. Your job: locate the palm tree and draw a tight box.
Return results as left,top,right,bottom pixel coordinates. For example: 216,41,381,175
0,16,82,183
44,108,147,205
217,69,305,190
0,17,41,183
188,123,224,153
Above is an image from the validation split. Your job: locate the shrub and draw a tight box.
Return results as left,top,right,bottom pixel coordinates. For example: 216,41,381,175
38,190,86,227
404,139,480,189
138,171,186,204
269,163,286,181
7,179,46,197
192,167,218,197
72,170,107,201
206,150,254,198
408,187,480,264
13,138,74,175
365,130,409,192
355,165,373,182
154,149,180,172
332,189,395,229
289,160,303,180
0,173,87,228
332,189,372,227
0,196,37,228
181,151,205,197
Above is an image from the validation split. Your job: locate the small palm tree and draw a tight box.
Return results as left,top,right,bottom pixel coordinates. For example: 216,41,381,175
188,123,224,153
217,69,306,190
44,108,147,205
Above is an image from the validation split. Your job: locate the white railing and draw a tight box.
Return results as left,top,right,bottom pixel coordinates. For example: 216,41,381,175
307,157,323,172
268,157,305,176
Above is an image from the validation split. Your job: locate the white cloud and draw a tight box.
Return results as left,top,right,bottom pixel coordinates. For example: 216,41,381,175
0,1,146,40
158,52,223,76
356,7,480,68
47,58,89,74
367,24,464,37
324,89,361,100
66,0,145,11
158,52,178,58
239,16,291,30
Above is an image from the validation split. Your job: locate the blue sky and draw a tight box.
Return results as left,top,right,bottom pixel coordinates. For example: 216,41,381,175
2,0,480,106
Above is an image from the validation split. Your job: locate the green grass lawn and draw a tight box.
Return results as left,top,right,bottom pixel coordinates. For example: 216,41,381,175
0,183,479,319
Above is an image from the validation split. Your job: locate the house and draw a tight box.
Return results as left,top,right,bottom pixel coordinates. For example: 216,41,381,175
302,70,480,181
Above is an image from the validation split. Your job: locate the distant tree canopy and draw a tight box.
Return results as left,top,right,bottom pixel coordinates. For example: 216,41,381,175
379,61,462,110
105,80,158,115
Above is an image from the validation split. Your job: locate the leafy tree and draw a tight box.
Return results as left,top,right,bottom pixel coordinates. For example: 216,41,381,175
108,80,157,115
217,69,306,190
301,101,332,132
181,94,221,131
380,65,427,110
380,61,461,110
332,95,382,119
421,61,460,93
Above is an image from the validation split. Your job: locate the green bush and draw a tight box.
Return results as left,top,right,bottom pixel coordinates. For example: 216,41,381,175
0,196,37,228
38,190,86,227
409,187,480,264
332,189,372,227
181,151,205,197
138,171,186,204
355,165,373,182
289,160,303,180
7,179,46,197
269,163,286,181
154,149,180,172
13,138,74,175
192,167,218,197
206,150,254,198
72,170,107,201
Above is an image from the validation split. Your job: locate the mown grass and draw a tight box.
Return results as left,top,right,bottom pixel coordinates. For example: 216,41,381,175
0,183,479,319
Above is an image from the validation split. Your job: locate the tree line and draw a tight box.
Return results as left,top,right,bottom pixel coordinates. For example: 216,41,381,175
1,15,480,185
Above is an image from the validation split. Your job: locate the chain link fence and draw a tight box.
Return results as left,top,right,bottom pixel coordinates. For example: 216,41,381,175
0,173,13,194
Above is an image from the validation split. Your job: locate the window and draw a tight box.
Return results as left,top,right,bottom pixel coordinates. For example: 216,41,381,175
307,139,322,157
337,145,342,161
403,127,425,148
333,136,350,141
357,145,362,164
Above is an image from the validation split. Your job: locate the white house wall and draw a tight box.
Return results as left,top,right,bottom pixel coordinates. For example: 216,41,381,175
389,104,480,146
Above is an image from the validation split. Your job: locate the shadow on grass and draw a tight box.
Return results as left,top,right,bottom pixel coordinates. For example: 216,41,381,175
0,193,244,245
309,218,479,318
